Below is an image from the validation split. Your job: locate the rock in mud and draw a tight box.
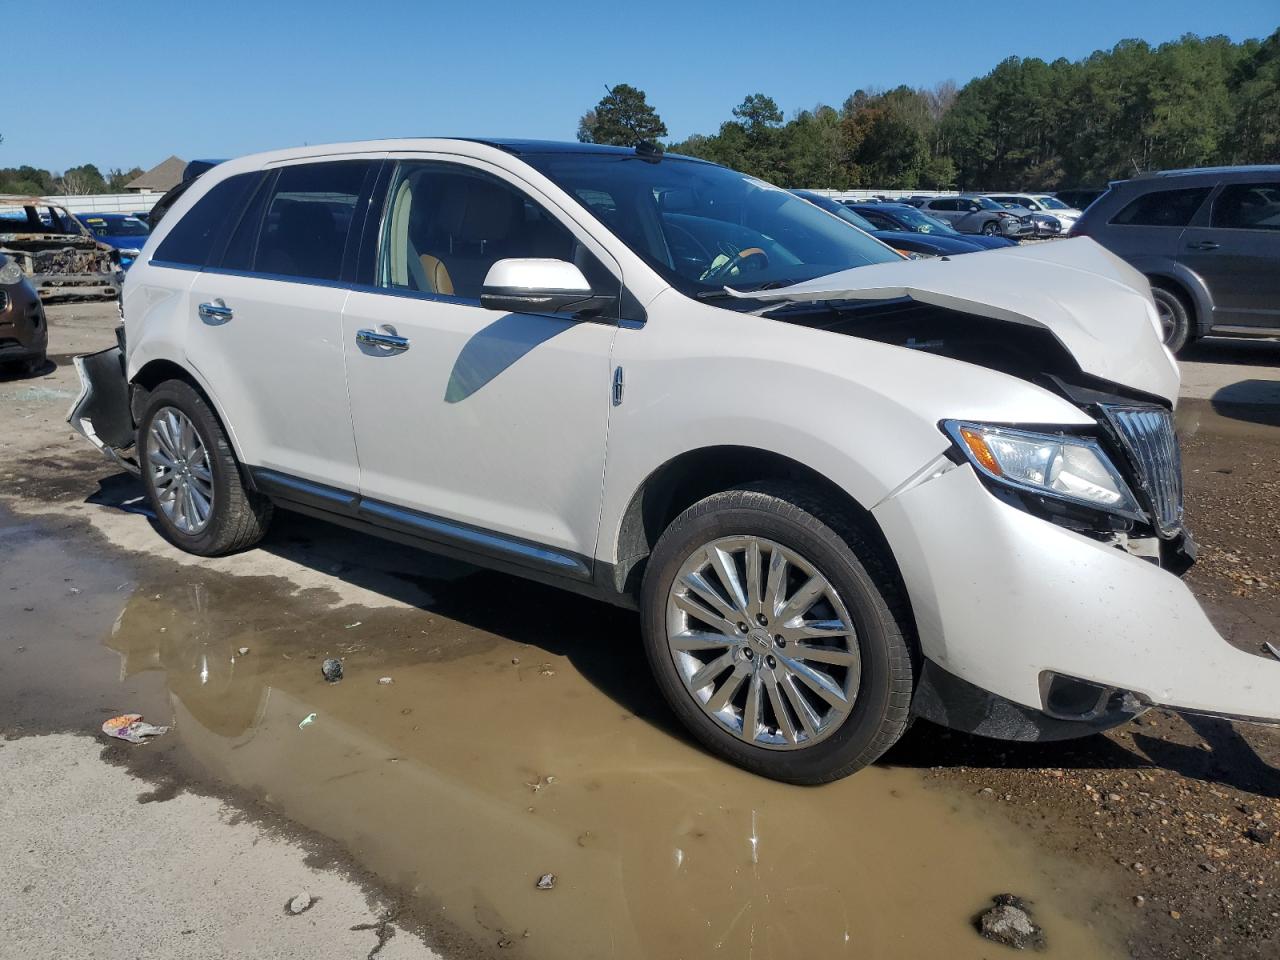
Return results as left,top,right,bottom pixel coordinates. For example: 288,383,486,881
975,894,1045,951
321,658,344,682
536,873,556,890
287,892,313,915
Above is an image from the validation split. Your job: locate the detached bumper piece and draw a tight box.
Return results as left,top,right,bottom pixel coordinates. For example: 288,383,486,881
66,343,138,475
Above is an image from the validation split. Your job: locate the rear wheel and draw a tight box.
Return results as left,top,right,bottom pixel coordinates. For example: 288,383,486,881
1150,284,1192,353
640,482,915,784
137,380,272,556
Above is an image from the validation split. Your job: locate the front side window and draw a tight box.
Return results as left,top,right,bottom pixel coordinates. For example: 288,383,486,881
523,153,900,299
1210,182,1280,232
1110,187,1211,228
153,173,257,266
377,161,611,301
252,161,374,282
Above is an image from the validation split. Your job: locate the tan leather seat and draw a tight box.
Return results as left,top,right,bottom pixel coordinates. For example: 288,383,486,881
419,253,454,296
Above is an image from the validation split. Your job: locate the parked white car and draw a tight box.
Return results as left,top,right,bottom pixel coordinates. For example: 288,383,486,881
68,139,1280,783
987,193,1083,231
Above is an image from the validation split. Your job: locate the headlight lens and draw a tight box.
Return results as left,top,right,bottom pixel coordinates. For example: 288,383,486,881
944,421,1141,518
0,257,22,285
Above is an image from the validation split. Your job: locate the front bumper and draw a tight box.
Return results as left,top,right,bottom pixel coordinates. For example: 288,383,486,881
874,462,1280,734
66,342,138,475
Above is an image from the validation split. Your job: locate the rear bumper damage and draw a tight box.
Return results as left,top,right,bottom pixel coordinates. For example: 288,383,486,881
66,342,138,475
875,463,1280,739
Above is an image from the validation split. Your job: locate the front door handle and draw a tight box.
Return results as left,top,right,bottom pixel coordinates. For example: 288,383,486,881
1187,240,1220,251
356,328,410,352
198,300,233,323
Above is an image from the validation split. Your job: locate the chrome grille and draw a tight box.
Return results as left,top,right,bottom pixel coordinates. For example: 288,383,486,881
1101,405,1183,537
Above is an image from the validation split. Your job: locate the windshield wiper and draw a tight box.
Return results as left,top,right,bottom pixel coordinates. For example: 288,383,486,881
696,278,807,301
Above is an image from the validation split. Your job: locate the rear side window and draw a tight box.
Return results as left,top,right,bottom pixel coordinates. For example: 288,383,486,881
1210,182,1280,232
253,161,374,282
1110,187,1211,227
152,174,256,266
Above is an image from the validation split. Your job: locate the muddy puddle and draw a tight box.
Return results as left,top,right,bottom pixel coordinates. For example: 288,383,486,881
0,506,1128,959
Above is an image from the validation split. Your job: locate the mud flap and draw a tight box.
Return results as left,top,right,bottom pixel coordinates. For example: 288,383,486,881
66,345,139,475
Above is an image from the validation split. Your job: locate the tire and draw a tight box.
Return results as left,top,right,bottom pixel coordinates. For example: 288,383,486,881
640,481,915,784
981,220,999,236
1150,284,1192,354
137,379,272,556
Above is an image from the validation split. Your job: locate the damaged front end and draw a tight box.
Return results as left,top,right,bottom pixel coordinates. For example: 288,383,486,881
0,196,123,301
67,326,138,475
742,238,1280,738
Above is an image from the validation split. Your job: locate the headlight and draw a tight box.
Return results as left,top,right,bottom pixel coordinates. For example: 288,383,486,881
944,421,1142,518
0,257,22,285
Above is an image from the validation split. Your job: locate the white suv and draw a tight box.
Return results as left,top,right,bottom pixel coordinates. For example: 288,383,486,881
68,139,1280,783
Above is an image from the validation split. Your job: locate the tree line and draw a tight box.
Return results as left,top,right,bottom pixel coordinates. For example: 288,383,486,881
578,30,1280,190
0,163,145,197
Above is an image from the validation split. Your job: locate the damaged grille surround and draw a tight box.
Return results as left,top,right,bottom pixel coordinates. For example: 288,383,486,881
1097,404,1184,539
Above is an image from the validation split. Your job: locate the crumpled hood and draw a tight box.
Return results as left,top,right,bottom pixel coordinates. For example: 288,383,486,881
734,237,1180,402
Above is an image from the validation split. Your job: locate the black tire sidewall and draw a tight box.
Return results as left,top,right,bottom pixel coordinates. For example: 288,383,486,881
641,492,907,783
137,381,241,555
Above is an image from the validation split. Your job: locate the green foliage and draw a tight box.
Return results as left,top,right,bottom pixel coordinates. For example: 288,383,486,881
577,84,668,146
632,28,1280,189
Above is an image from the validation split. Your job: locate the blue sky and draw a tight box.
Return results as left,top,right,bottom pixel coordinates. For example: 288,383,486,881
4,0,1276,172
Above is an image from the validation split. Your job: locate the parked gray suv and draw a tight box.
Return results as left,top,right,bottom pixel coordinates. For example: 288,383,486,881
1073,166,1280,352
915,196,1033,238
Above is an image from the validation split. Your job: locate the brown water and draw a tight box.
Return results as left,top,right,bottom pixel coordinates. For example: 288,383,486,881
0,508,1127,959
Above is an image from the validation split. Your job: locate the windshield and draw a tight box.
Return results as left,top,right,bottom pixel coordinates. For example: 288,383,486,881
524,153,901,298
1036,196,1070,210
885,206,957,234
971,196,1004,212
81,216,149,237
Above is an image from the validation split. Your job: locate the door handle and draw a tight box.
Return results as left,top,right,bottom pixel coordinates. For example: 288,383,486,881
198,300,233,323
1187,240,1220,251
356,328,410,352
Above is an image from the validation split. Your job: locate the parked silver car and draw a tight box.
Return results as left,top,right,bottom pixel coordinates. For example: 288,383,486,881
915,196,1033,238
1073,165,1280,351
985,196,1065,237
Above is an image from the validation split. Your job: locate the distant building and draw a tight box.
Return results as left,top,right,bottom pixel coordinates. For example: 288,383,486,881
124,156,187,194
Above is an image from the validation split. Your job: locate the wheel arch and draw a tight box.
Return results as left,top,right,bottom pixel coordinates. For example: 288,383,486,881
130,358,249,468
1141,264,1212,337
605,445,912,614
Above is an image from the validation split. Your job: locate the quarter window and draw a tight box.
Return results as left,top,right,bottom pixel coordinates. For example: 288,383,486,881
252,161,374,282
377,162,604,301
1110,187,1211,227
152,173,256,267
1210,183,1280,232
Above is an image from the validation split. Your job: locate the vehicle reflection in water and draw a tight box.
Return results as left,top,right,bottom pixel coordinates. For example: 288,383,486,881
104,572,1124,959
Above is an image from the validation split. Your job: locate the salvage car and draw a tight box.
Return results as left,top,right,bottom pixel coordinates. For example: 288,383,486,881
0,196,122,300
75,212,151,269
987,193,1083,232
0,253,47,375
66,139,1280,783
984,196,1064,237
847,203,1018,250
792,191,987,257
916,195,1033,237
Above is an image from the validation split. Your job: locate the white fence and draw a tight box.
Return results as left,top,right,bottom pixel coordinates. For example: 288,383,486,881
801,188,961,202
41,192,163,213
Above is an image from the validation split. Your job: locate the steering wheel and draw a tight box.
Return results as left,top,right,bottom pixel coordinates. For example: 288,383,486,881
701,246,769,284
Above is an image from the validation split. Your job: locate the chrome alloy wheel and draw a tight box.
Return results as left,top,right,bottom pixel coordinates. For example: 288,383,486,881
147,406,215,534
1155,297,1176,344
665,536,861,750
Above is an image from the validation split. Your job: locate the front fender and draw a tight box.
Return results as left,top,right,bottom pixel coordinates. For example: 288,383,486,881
596,291,1093,564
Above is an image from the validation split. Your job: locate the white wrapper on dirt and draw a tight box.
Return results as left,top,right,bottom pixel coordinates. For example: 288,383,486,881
730,237,1180,404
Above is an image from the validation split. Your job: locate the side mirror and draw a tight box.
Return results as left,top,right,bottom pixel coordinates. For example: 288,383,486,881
480,259,614,316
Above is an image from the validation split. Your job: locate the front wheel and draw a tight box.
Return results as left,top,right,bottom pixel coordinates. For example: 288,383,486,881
640,483,915,784
137,379,273,556
981,220,999,236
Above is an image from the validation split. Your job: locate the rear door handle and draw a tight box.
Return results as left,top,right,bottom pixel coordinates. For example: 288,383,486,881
356,328,410,352
1187,240,1220,251
198,300,233,323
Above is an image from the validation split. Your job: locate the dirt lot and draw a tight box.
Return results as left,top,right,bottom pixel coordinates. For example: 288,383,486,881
1,302,1277,959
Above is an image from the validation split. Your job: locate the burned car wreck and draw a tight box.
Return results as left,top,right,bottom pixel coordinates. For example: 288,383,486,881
0,196,122,301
